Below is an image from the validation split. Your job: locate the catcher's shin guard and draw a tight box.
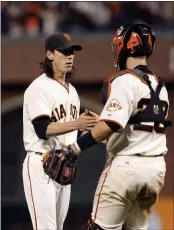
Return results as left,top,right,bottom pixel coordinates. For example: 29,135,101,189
87,218,105,230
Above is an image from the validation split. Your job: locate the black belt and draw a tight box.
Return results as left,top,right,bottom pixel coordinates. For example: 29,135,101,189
35,152,44,156
135,153,164,157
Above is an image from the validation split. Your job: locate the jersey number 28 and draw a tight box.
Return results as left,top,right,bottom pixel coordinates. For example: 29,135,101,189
133,98,169,134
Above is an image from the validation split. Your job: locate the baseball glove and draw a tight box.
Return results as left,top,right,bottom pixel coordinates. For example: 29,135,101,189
43,146,78,185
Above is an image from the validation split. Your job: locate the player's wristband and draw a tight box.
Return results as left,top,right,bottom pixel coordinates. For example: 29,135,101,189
75,131,98,151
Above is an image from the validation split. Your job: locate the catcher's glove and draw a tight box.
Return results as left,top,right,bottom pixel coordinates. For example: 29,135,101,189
43,146,78,185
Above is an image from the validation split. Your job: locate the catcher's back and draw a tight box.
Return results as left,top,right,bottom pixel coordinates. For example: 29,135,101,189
100,71,169,157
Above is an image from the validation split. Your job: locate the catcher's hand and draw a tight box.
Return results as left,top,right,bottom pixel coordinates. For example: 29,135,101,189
43,147,78,185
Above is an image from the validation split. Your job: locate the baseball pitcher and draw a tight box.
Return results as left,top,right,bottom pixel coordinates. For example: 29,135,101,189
22,32,98,230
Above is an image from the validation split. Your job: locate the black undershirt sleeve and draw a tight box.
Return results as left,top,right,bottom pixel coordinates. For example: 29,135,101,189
32,116,52,140
104,121,121,132
76,121,121,151
77,131,98,151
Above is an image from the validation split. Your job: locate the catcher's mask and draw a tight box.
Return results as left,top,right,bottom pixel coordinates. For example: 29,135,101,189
111,22,156,70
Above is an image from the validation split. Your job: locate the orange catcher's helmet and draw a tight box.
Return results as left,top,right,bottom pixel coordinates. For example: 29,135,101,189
111,22,156,70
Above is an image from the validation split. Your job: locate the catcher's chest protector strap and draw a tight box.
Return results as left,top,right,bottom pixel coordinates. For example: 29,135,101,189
100,69,172,129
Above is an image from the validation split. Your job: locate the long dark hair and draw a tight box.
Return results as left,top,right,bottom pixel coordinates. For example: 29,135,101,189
39,55,74,81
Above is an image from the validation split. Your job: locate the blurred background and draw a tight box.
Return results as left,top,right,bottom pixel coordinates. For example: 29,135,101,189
1,1,174,230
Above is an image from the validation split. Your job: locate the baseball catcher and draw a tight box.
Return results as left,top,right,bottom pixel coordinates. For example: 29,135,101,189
59,23,172,230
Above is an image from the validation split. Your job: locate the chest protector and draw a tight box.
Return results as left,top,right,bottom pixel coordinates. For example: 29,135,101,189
100,69,172,130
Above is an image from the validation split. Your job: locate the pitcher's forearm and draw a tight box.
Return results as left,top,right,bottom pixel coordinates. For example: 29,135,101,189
46,121,79,137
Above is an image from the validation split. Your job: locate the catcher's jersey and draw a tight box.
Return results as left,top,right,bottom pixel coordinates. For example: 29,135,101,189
100,72,169,157
23,73,80,153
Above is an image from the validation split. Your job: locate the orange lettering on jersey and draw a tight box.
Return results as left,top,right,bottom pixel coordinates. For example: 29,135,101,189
70,104,77,120
106,99,122,111
60,104,66,119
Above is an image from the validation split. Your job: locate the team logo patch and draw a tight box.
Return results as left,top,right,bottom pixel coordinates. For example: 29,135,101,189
106,99,122,111
64,33,71,41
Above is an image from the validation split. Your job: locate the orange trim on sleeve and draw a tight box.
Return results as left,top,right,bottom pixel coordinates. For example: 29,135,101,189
32,114,50,122
100,119,123,130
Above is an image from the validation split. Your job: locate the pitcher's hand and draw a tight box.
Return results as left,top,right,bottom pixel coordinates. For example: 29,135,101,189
87,110,100,122
77,112,97,131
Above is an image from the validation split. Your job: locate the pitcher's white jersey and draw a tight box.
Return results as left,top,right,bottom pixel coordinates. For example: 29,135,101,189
23,73,80,153
100,72,169,157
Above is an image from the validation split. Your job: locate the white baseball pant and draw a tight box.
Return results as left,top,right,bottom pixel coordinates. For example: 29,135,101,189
22,152,70,230
91,155,166,230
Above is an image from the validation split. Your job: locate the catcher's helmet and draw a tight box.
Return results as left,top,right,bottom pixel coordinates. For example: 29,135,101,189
111,22,156,70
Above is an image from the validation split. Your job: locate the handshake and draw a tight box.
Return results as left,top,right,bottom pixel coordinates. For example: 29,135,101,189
58,109,100,159
58,109,101,159
77,109,100,132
